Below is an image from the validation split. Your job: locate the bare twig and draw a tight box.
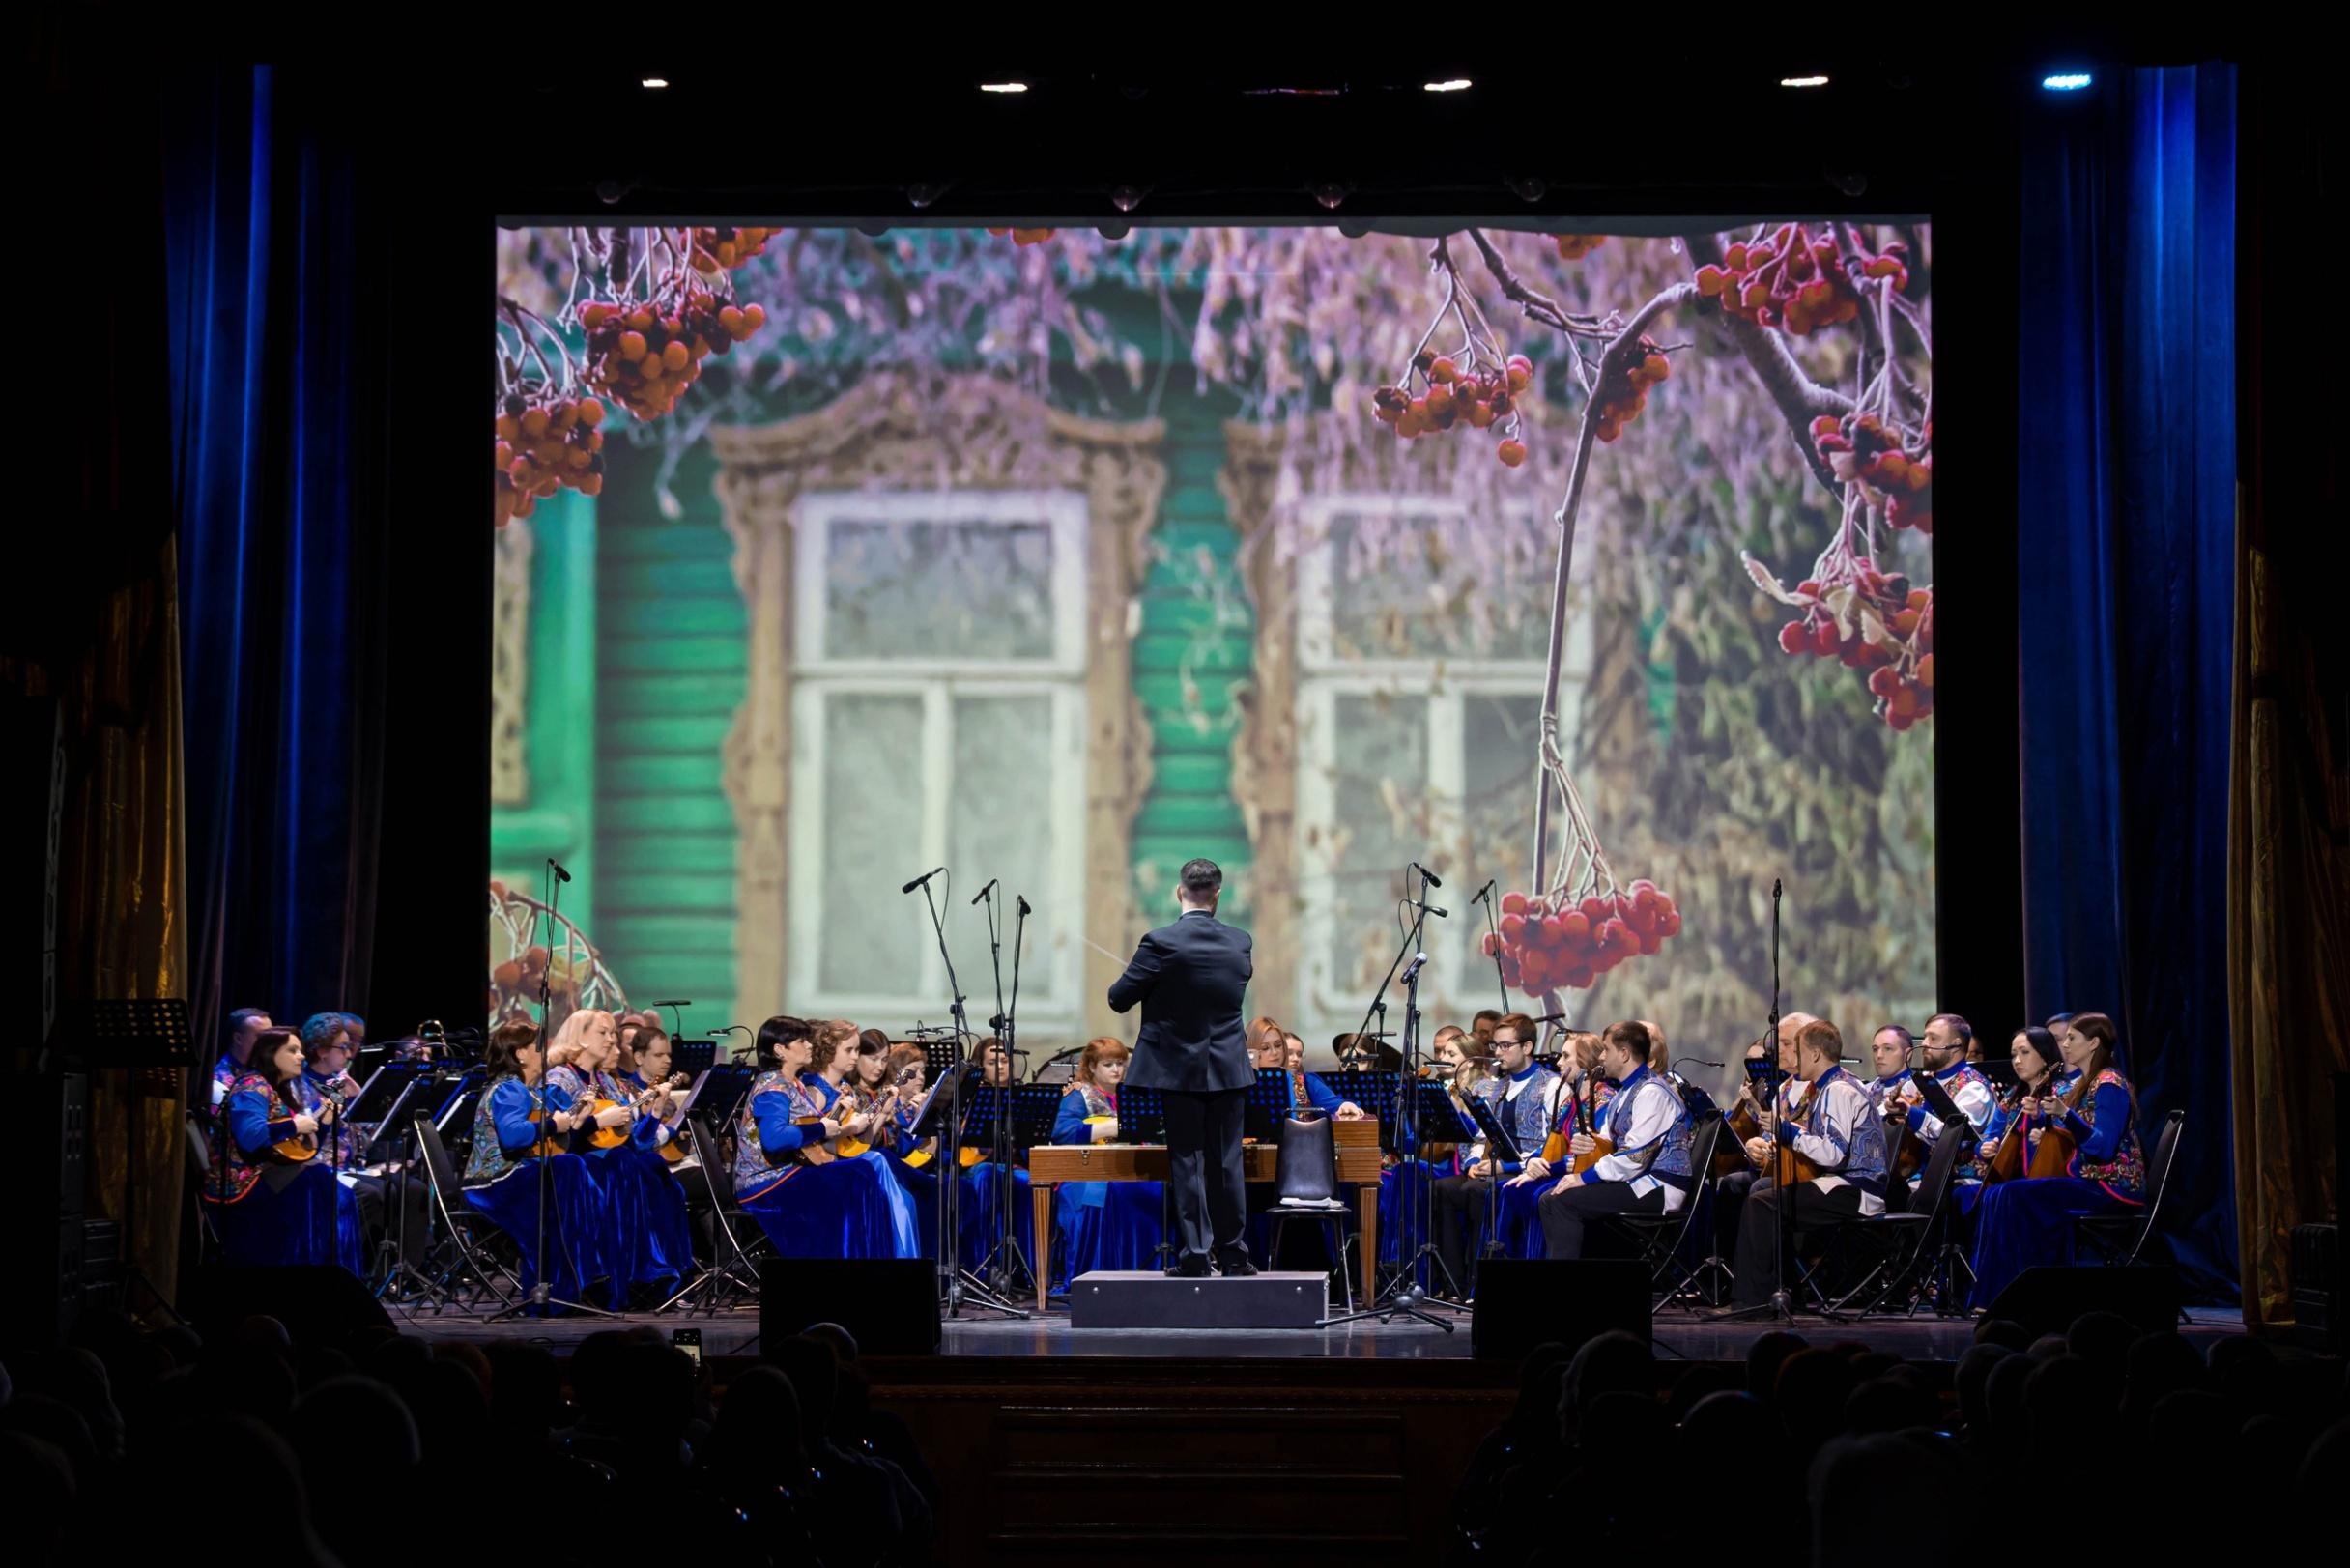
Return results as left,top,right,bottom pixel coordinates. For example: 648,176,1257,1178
1462,228,1614,340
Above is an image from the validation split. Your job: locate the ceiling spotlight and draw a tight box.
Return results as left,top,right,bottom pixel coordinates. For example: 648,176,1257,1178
1780,74,1829,89
1505,174,1548,203
856,221,891,239
2042,71,2093,91
1109,185,1147,214
641,77,670,89
904,182,952,210
1823,168,1868,197
1098,222,1132,241
1424,78,1472,93
595,178,630,206
1337,221,1370,240
980,81,1029,94
1310,181,1350,212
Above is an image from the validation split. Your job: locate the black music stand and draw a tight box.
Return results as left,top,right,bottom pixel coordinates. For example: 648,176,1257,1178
1247,1068,1300,1143
62,999,192,1323
1111,1083,1169,1146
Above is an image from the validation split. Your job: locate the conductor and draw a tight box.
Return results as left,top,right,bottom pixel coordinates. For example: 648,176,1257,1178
1108,857,1256,1278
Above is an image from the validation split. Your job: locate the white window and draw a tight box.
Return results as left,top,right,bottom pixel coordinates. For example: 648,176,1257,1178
1293,497,1594,1042
788,491,1089,1034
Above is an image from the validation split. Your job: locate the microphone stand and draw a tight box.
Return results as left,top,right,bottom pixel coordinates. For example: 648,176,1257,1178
1321,863,1455,1330
908,871,1022,1318
972,890,1036,1304
490,859,611,1322
1469,878,1518,1271
1472,880,1509,1019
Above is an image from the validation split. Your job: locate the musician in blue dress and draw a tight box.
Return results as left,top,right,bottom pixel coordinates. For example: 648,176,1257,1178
1048,1038,1167,1289
293,1010,428,1271
544,1007,693,1305
461,1019,610,1304
872,1042,944,1256
732,1015,922,1259
957,1035,1034,1277
1968,1012,2147,1305
205,1027,366,1272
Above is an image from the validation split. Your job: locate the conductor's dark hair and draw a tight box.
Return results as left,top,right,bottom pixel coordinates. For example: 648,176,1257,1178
1928,1013,1972,1048
1179,858,1222,898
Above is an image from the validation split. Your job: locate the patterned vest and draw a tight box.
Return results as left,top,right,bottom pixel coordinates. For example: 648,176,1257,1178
732,1069,820,1199
1792,1069,1889,1193
2068,1069,2146,1199
463,1075,570,1185
205,1069,283,1202
293,1070,361,1172
1075,1082,1116,1120
1605,1070,1696,1186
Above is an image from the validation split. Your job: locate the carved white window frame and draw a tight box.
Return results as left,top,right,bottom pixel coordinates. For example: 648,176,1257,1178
1290,493,1592,1040
786,488,1090,1032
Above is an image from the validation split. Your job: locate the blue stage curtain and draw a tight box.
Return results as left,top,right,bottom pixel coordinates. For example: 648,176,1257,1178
163,66,388,1047
2016,64,2238,1297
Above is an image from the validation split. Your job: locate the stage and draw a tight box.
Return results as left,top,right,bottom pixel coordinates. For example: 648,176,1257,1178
405,1300,2247,1363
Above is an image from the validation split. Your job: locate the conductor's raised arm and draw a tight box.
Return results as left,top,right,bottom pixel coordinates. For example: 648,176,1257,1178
1107,931,1164,1015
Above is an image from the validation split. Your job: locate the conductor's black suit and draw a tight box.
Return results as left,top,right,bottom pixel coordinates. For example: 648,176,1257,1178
1107,907,1253,1265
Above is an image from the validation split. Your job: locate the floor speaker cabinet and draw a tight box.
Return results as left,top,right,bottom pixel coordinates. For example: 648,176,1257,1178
1470,1259,1651,1361
2289,1224,2341,1353
760,1258,941,1355
1983,1265,2182,1339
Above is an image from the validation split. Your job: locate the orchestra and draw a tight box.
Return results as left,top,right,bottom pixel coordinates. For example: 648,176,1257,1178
200,989,2170,1321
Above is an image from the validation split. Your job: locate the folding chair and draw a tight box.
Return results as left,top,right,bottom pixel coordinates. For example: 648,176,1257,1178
2075,1110,2185,1266
1821,1124,1974,1315
657,1114,772,1315
185,1112,224,1257
414,1114,521,1312
1597,1112,1727,1301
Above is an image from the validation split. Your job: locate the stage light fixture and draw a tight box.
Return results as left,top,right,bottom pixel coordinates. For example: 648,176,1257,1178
641,77,670,89
980,81,1029,94
1823,168,1869,196
856,221,891,238
1109,185,1147,214
1338,221,1370,240
1780,74,1829,89
1098,222,1132,240
1505,174,1548,203
904,182,951,210
2042,71,2093,91
1311,182,1349,212
1424,78,1472,93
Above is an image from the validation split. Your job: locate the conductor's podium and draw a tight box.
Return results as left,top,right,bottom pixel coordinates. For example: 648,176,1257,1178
1027,1118,1383,1312
1067,1269,1333,1329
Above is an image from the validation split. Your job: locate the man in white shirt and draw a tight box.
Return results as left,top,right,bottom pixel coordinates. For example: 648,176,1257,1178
1887,1012,1997,1184
1532,1020,1695,1259
1726,1016,1889,1309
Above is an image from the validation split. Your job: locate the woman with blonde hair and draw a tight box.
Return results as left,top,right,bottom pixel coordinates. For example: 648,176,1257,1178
544,1006,695,1304
1046,1037,1164,1290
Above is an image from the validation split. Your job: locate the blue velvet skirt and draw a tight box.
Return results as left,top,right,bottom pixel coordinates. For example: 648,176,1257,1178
742,1151,923,1259
958,1160,1033,1274
1495,1178,1550,1259
881,1152,943,1258
1967,1176,2138,1307
1053,1180,1163,1289
464,1155,607,1304
213,1163,365,1274
1380,1160,1439,1277
572,1146,686,1302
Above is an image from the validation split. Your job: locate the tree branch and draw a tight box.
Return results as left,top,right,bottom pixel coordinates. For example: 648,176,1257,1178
1681,233,1852,493
1462,227,1613,339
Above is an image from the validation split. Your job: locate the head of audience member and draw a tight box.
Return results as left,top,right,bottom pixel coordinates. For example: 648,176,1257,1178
225,1008,272,1065
2122,1329,2206,1422
971,1035,1014,1087
1558,1330,1651,1446
1176,856,1222,914
1955,1343,2011,1438
1747,1330,1808,1403
702,1366,808,1494
1870,1025,1913,1082
1681,1389,1778,1455
1282,1032,1304,1072
802,1322,860,1365
757,1015,817,1076
768,1336,840,1453
1775,1347,1862,1449
1812,1434,1975,1568
1923,1013,1971,1071
1078,1037,1131,1093
299,1013,355,1080
1596,1020,1651,1083
1489,1014,1536,1078
855,1028,892,1090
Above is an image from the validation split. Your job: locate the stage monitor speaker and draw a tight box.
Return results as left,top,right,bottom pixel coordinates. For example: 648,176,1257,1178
1471,1259,1650,1361
761,1258,940,1355
187,1263,395,1346
1984,1265,2181,1339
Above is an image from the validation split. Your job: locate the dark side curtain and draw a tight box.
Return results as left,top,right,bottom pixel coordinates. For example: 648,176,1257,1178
164,66,391,1058
2016,64,2238,1297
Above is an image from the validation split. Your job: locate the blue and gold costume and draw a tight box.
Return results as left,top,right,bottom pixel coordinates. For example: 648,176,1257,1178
204,1069,365,1272
733,1069,921,1258
1496,1073,1618,1258
544,1063,692,1302
1048,1082,1162,1290
461,1073,610,1304
1969,1066,2145,1304
1533,1066,1694,1259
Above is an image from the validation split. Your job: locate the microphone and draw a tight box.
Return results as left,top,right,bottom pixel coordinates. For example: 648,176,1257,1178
970,877,999,906
649,999,692,1009
1399,951,1429,983
1411,898,1449,919
547,857,573,884
1677,1056,1725,1069
902,867,945,894
1772,877,1783,898
1412,861,1443,890
1017,896,1031,917
1532,1011,1572,1024
1471,878,1498,904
